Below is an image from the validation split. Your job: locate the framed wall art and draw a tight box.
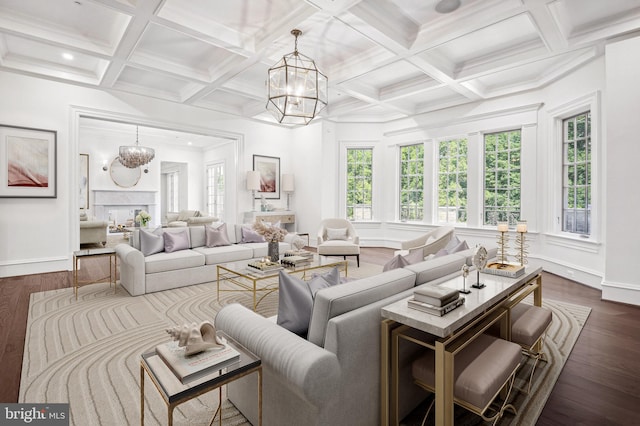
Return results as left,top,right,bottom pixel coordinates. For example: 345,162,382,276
253,154,280,199
0,124,57,198
79,153,89,209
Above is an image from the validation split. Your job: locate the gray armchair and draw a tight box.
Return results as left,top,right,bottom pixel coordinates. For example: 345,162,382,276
316,218,360,267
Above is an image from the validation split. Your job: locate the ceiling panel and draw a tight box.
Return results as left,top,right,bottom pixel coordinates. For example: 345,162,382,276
1,0,639,125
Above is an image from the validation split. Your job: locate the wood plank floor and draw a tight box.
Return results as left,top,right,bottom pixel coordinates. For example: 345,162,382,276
1,247,638,425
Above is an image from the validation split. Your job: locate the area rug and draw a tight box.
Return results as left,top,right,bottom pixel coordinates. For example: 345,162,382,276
20,264,590,426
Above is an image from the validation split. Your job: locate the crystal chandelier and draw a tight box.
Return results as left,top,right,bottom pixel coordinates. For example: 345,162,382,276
266,29,328,125
118,126,155,169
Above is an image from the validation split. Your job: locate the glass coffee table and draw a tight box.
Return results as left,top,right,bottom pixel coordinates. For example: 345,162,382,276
216,254,348,311
140,331,261,426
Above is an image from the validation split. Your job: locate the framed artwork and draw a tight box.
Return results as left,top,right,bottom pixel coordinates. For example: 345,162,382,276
79,154,89,209
0,124,57,198
253,154,280,199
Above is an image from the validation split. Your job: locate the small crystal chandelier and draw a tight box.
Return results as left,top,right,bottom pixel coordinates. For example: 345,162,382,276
118,126,155,169
266,29,328,125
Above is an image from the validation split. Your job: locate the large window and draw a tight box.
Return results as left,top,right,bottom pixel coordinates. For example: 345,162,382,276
438,138,467,223
346,148,373,220
399,144,424,221
562,111,591,235
484,130,521,225
206,162,225,219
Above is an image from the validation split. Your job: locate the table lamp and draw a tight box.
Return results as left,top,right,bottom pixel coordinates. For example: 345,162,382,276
281,174,295,210
246,171,261,211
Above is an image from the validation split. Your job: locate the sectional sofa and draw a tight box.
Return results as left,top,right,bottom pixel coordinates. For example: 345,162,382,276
115,224,296,296
215,246,497,426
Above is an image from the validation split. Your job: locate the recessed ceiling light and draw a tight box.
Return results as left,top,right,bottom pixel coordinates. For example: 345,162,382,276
62,52,74,60
435,0,461,14
187,141,193,146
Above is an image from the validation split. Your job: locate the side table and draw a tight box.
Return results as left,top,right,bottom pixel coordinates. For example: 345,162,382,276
73,247,117,300
140,331,262,426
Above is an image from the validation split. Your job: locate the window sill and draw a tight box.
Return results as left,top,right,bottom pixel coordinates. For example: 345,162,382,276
544,232,601,253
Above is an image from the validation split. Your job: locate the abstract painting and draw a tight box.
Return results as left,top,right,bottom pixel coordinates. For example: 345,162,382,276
0,124,56,198
253,154,280,199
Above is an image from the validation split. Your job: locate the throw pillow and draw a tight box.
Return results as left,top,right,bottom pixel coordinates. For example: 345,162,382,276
164,229,191,253
140,228,164,256
205,223,231,247
382,248,425,272
277,267,340,335
309,267,340,294
326,227,348,240
383,254,411,272
449,239,469,254
443,235,461,252
241,226,265,243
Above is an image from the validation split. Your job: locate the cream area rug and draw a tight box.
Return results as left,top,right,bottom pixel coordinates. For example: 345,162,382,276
20,263,590,426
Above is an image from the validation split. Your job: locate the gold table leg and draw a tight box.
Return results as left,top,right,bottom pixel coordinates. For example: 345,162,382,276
434,340,454,426
140,364,144,426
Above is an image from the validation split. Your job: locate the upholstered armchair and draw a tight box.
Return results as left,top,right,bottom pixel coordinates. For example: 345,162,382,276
79,211,108,246
316,218,360,267
395,226,455,259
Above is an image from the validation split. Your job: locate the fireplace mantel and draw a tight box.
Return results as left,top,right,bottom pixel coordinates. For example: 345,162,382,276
92,190,158,223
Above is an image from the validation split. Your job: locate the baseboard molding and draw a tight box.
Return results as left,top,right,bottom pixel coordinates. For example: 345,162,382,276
0,256,70,278
601,280,640,306
532,255,603,289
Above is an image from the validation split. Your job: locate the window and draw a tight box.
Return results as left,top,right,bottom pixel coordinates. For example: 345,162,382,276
438,138,467,223
562,112,591,235
206,162,225,219
484,130,521,225
399,144,424,221
346,148,373,220
166,171,179,213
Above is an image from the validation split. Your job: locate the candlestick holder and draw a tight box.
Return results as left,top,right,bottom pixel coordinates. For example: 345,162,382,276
496,222,510,265
514,220,528,266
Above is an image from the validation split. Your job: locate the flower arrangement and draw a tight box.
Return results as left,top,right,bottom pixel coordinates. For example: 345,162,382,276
136,210,151,227
253,220,287,242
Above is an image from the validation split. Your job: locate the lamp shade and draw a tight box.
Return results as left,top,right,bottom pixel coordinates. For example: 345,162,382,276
247,171,261,191
282,174,295,192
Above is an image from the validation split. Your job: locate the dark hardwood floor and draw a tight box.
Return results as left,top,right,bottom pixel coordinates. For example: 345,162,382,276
1,247,639,425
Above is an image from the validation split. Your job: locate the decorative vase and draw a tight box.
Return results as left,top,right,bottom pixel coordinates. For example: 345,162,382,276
268,241,279,262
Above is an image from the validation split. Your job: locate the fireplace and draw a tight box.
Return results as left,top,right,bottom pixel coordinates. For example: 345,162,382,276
93,190,158,225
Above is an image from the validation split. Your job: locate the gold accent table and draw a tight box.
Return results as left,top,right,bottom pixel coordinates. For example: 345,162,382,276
140,331,262,426
380,265,543,426
217,255,348,311
73,247,117,300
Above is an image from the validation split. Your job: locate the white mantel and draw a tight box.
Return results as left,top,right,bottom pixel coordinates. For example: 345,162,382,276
93,190,158,224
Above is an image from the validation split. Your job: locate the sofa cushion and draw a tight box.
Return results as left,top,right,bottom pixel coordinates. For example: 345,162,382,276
405,254,467,286
177,210,198,221
241,241,291,258
193,244,254,265
277,268,340,336
144,249,205,274
140,228,165,256
205,223,231,247
164,228,190,253
307,268,416,347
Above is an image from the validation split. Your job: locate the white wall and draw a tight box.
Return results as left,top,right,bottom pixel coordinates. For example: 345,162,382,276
0,71,290,277
602,36,640,305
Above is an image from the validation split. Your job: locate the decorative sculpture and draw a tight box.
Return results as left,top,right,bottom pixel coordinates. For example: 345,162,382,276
471,245,488,289
166,321,227,356
460,264,471,294
292,236,306,251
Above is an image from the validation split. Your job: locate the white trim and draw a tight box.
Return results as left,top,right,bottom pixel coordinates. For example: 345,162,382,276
602,280,640,306
545,91,601,242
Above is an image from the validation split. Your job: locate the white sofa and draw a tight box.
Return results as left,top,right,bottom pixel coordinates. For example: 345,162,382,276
115,224,294,296
165,210,217,227
215,246,497,426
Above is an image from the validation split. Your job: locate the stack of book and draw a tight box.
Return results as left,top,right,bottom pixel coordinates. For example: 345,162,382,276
155,340,240,384
483,262,525,278
247,260,283,275
281,255,312,267
283,249,314,260
408,286,465,316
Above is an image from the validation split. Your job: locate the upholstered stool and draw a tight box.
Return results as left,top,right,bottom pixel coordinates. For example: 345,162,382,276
509,303,553,393
412,333,521,425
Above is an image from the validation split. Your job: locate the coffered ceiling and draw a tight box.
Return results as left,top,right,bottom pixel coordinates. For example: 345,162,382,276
1,0,640,125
